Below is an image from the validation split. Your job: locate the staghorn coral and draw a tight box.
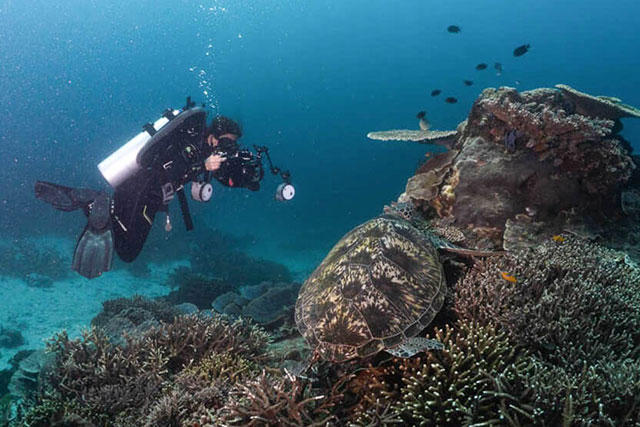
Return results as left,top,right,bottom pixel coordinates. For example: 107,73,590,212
455,236,640,363
455,236,640,424
23,314,271,425
216,370,341,426
395,321,537,426
91,294,179,344
343,321,537,426
18,398,95,427
526,357,640,426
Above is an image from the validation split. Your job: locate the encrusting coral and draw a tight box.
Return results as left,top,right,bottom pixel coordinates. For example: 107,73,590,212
469,86,634,195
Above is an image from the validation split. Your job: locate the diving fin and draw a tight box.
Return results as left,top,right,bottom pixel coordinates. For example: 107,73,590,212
35,181,103,212
72,226,114,279
71,192,114,279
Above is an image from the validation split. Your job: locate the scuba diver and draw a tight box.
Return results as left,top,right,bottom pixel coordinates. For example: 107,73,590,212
35,98,295,279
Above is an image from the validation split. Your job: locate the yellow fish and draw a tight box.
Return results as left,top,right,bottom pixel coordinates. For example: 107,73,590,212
500,271,517,283
552,235,565,243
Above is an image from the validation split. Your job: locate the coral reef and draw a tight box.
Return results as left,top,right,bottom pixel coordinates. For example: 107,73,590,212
241,282,300,326
14,313,271,426
345,321,538,426
455,236,640,424
164,268,234,309
382,84,640,254
212,281,301,328
0,239,70,283
367,129,457,145
124,224,291,285
0,328,24,349
469,86,633,195
405,150,459,205
556,84,640,121
188,230,292,286
216,370,340,426
91,295,179,345
7,84,640,427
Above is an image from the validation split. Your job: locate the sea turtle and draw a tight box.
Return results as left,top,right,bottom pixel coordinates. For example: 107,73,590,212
295,205,496,362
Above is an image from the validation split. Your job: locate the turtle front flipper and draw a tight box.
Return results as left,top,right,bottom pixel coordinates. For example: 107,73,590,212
386,337,444,358
430,235,505,257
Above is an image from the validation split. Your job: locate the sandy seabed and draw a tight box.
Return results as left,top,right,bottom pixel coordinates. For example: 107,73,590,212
0,235,184,371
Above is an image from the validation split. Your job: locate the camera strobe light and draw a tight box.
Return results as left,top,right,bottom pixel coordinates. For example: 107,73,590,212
275,183,295,201
191,181,213,202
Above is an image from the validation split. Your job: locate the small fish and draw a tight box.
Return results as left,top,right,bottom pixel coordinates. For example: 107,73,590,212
447,25,461,33
445,97,458,104
513,44,530,57
431,89,442,96
501,271,518,283
494,62,503,76
504,129,517,152
552,235,565,243
463,80,473,86
416,111,430,130
475,63,488,70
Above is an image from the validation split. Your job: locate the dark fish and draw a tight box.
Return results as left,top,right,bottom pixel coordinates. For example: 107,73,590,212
513,44,530,57
475,63,488,70
445,97,458,104
463,80,473,86
431,89,441,96
494,62,503,75
417,112,430,130
447,25,461,33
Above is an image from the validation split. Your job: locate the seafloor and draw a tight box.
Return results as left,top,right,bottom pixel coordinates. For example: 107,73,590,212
2,84,640,426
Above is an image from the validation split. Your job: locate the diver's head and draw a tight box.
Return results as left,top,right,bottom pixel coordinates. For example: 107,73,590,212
207,116,242,147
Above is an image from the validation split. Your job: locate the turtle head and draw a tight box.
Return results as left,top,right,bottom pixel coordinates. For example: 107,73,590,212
382,200,420,223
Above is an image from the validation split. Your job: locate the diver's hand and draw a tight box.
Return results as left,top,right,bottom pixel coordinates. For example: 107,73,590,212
205,154,226,171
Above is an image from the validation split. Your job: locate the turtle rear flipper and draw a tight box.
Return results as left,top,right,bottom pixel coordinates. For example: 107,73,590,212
386,337,444,358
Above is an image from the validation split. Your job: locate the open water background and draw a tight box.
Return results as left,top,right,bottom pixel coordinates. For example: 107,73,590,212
1,0,639,272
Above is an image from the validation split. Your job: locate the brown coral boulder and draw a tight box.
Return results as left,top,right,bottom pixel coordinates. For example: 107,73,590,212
400,85,638,251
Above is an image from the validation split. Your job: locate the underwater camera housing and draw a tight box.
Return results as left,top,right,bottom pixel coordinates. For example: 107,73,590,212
97,97,294,231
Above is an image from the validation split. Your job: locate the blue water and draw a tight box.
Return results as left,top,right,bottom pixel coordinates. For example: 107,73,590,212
1,0,639,272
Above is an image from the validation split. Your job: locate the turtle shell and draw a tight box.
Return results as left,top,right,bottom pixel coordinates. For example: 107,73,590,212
295,215,446,362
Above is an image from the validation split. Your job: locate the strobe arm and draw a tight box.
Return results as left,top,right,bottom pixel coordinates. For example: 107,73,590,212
253,145,291,183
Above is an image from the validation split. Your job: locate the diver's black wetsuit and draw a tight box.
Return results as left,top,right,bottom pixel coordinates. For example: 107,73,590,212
111,168,166,263
111,137,260,263
35,110,262,278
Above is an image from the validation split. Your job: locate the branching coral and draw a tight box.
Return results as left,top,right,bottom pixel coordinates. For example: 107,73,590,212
394,321,537,426
32,314,271,425
341,321,537,426
455,236,640,424
527,357,640,426
455,236,640,363
216,370,341,426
